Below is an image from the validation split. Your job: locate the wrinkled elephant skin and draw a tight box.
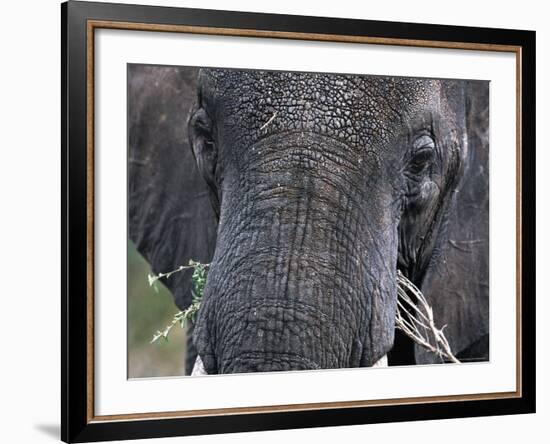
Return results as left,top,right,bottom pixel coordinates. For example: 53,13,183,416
128,65,489,375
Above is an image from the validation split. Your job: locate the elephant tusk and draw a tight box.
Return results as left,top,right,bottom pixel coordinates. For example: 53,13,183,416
372,354,388,368
191,353,388,374
191,355,208,376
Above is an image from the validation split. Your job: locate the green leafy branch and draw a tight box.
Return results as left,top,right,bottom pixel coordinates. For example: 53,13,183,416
149,260,210,344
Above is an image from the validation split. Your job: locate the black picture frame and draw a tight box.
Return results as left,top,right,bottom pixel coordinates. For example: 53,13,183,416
61,1,536,442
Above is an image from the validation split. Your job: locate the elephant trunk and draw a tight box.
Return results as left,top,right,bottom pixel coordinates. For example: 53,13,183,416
195,250,367,373
193,134,398,374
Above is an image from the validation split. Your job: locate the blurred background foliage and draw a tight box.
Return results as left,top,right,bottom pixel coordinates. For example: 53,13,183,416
127,241,187,378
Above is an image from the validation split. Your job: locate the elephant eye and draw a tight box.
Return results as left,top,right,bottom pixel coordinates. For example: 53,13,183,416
408,135,435,175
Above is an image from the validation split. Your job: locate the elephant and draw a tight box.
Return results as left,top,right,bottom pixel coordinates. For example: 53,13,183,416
128,64,489,375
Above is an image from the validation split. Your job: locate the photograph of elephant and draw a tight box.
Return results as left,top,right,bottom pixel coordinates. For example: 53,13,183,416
127,64,489,378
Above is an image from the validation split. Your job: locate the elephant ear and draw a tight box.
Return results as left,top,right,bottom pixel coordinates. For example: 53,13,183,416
128,65,218,310
415,80,490,363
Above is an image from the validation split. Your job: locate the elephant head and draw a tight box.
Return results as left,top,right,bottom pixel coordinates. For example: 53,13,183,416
128,65,489,375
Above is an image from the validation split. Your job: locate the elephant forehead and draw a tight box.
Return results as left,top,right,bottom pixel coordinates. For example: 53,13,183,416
201,68,439,149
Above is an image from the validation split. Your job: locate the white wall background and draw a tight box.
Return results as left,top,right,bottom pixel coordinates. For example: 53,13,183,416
0,0,546,443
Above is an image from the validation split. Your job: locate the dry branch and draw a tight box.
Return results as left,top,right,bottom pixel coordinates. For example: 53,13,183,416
395,271,460,363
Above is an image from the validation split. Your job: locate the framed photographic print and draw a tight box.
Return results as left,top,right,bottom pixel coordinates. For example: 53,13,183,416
61,1,536,442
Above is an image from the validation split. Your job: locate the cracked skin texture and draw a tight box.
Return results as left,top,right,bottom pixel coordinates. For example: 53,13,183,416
128,65,489,375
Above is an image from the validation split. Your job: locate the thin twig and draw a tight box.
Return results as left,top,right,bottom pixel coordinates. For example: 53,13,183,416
150,301,201,344
147,261,210,287
260,111,278,130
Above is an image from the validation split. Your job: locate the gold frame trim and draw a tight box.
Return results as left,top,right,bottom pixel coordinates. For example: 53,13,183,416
86,19,523,423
